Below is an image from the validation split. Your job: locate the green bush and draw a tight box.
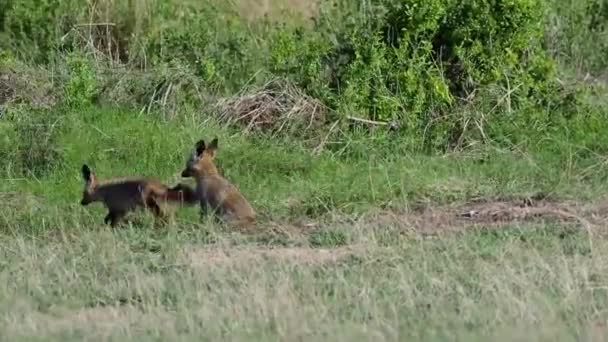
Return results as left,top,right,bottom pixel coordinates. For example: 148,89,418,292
262,0,567,148
64,52,97,107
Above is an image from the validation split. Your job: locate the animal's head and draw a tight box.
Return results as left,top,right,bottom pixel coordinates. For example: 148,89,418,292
181,138,218,178
80,164,98,205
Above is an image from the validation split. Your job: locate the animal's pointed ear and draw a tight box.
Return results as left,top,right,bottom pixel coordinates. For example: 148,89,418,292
208,137,218,151
195,139,206,156
81,164,91,181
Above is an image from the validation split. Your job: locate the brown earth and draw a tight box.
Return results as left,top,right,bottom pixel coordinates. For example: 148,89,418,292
181,194,608,268
269,194,608,238
362,195,599,235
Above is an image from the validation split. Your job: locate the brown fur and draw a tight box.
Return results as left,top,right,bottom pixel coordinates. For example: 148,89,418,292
180,138,256,229
80,164,197,227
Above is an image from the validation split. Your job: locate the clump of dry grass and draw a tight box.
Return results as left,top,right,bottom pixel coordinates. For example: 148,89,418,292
236,0,320,23
215,78,327,135
98,65,208,119
0,64,58,109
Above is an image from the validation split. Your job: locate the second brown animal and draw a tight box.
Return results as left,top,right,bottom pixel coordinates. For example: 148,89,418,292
179,137,256,229
80,164,198,227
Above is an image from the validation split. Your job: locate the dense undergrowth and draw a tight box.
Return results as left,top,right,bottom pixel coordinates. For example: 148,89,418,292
1,0,608,162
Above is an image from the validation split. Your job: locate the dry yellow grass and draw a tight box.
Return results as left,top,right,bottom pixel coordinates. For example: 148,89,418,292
1,218,606,341
236,0,319,21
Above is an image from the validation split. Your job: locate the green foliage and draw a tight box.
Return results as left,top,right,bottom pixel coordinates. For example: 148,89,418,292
287,0,564,148
1,0,79,63
131,1,263,93
1,0,607,152
2,3,608,339
0,121,18,175
2,107,65,178
309,228,349,247
0,49,14,65
64,52,97,107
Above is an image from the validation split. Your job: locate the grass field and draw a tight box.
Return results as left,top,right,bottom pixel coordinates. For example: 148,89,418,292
3,0,608,339
2,106,608,340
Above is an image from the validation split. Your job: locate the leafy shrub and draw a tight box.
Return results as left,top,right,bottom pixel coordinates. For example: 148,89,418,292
64,52,97,107
263,0,569,148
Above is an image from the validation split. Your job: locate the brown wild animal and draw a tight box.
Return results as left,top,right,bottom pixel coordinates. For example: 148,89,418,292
80,164,197,227
180,138,256,229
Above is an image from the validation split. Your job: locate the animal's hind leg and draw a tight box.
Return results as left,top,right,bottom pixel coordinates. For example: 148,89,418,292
146,198,168,226
199,199,208,218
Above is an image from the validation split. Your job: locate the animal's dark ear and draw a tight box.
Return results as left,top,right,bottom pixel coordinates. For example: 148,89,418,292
208,137,218,151
195,139,206,156
81,164,91,181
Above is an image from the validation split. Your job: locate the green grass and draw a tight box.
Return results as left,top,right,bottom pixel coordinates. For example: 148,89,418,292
3,106,608,227
2,106,608,340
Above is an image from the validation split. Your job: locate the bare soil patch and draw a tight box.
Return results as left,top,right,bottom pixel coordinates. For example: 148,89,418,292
180,195,605,268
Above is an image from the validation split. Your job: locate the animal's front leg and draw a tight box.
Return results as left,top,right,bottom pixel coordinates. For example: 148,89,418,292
199,199,209,221
106,210,126,228
196,184,209,220
104,212,112,225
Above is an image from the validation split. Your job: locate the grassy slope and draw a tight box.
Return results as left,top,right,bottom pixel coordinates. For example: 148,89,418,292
3,107,608,225
1,106,608,340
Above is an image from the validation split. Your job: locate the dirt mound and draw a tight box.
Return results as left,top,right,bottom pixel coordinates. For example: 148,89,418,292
456,196,584,224
362,195,597,235
179,196,604,270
